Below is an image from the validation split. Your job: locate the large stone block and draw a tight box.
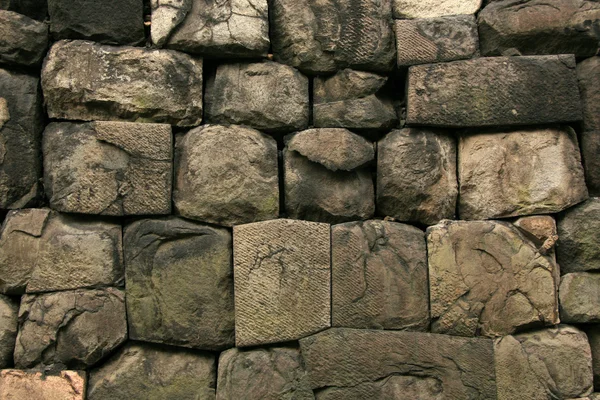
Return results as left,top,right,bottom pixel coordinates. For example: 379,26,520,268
377,128,457,226
269,0,395,74
0,209,123,295
205,62,309,133
393,0,482,18
0,294,17,368
332,220,429,330
0,370,86,400
557,199,600,273
174,125,279,227
284,129,375,223
14,288,127,369
560,273,600,323
428,220,559,337
0,0,47,20
125,217,235,351
42,40,203,127
458,126,588,220
152,0,269,58
299,328,496,399
0,11,48,67
578,57,600,196
233,219,330,347
406,55,582,127
43,121,172,216
88,343,216,400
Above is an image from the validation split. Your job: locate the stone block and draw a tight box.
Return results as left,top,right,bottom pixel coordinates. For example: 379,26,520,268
174,125,279,227
584,325,600,391
393,0,482,19
578,57,600,196
0,370,86,400
557,199,600,273
0,294,17,368
514,215,558,258
0,0,47,20
125,217,235,351
560,273,600,323
0,11,48,67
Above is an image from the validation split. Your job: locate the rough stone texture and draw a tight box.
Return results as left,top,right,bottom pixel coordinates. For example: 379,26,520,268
125,217,235,351
153,0,269,58
584,326,600,391
0,68,43,209
299,328,496,399
0,294,17,368
269,0,396,74
495,326,594,400
0,209,123,295
13,288,127,369
560,273,600,323
205,62,309,134
42,40,203,127
395,15,479,66
557,199,600,273
578,57,600,196
332,220,429,330
0,0,47,21
48,0,144,45
428,220,559,337
0,370,86,400
406,55,582,128
233,219,330,347
514,215,558,257
459,126,588,220
393,0,482,18
43,121,172,216
217,347,314,400
0,11,48,67
88,343,216,400
174,125,279,227
377,128,457,226
478,0,600,57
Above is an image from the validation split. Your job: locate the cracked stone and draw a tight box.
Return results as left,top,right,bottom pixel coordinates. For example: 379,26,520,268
174,124,279,227
42,40,203,127
393,0,481,18
559,273,600,323
459,126,588,220
299,328,496,399
578,57,600,196
0,294,17,368
0,370,86,400
0,208,123,295
0,10,48,67
428,220,559,337
43,121,172,216
514,216,558,259
233,219,331,347
332,220,429,330
557,199,600,273
14,287,127,369
0,0,47,20
88,342,216,400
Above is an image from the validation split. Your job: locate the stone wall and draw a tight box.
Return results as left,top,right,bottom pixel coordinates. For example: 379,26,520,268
0,0,599,399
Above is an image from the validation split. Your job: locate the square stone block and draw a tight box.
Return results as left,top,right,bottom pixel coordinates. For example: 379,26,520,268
557,199,600,273
560,272,600,323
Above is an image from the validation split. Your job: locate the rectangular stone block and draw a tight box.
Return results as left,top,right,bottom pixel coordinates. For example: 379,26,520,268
560,273,600,323
406,55,582,127
233,219,331,347
0,370,86,400
393,0,482,18
0,295,17,368
578,57,600,196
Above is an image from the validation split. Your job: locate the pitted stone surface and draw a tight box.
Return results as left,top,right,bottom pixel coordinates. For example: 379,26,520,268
0,11,48,67
233,219,330,347
560,273,600,323
0,294,17,368
0,370,86,400
393,0,482,18
578,57,600,196
557,199,600,273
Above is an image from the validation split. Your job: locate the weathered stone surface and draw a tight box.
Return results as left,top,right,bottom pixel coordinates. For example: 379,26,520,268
0,370,86,400
174,125,278,227
478,0,600,57
584,326,600,391
495,325,593,400
578,57,600,196
560,273,600,323
153,0,269,58
43,121,172,216
332,220,429,330
428,220,559,337
14,288,127,369
581,131,600,197
88,343,216,400
0,0,47,21
269,0,395,74
0,209,123,295
299,328,496,399
0,294,17,368
125,217,234,351
217,347,314,399
42,40,203,127
233,219,330,347
395,15,479,66
514,216,558,258
377,128,457,226
557,199,600,273
48,0,144,45
0,68,43,209
393,0,481,18
205,62,308,133
0,11,48,67
459,126,588,220
406,55,582,127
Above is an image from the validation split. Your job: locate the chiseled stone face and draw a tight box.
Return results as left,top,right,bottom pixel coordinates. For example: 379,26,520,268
560,273,600,323
233,219,331,347
0,294,18,368
393,0,481,19
557,199,600,273
0,10,48,67
0,370,86,400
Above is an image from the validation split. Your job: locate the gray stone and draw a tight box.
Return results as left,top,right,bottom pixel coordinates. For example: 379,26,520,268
377,128,457,226
205,62,309,133
393,0,482,18
0,209,123,295
428,220,559,337
88,343,216,400
14,288,127,369
406,55,582,127
560,273,600,323
42,40,203,127
557,199,600,273
395,15,479,66
0,294,17,368
0,0,47,20
299,328,496,399
332,220,429,330
174,125,279,227
578,57,600,196
584,326,600,391
0,370,86,400
125,217,234,351
0,11,48,67
43,121,172,216
269,0,395,75
233,219,330,347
